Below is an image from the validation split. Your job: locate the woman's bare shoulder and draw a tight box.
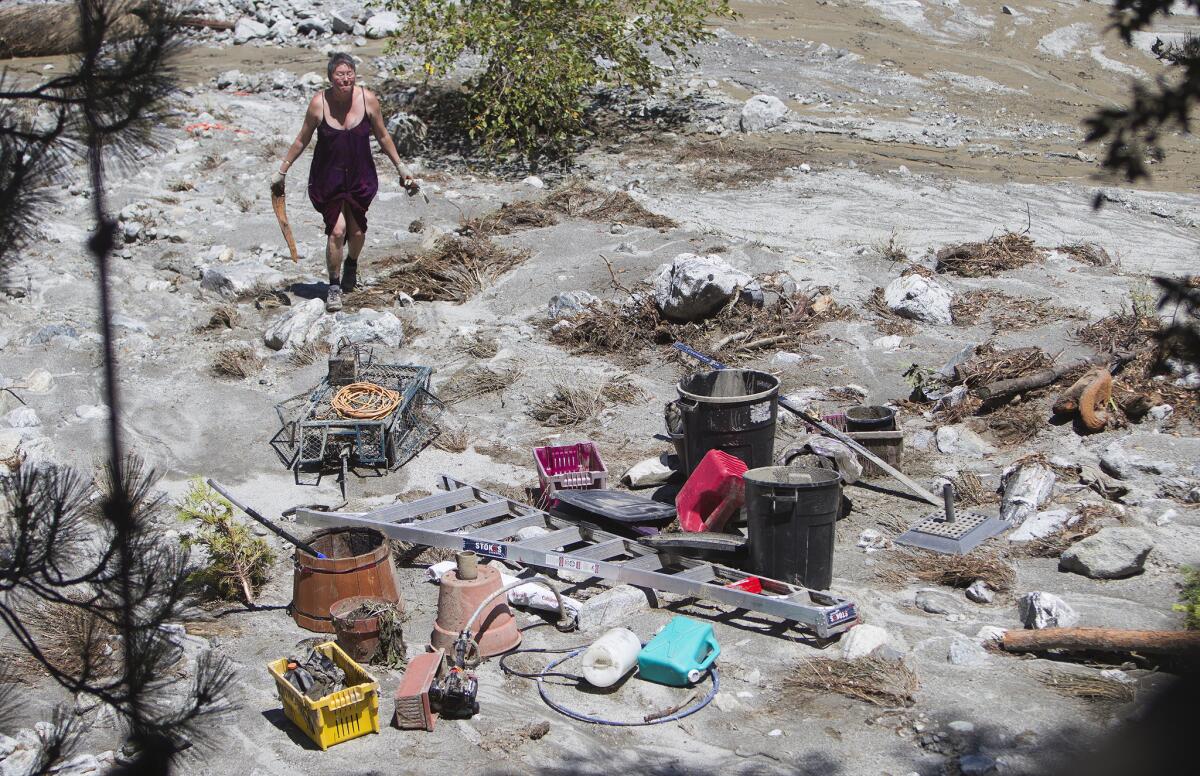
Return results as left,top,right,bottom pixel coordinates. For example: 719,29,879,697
306,91,324,112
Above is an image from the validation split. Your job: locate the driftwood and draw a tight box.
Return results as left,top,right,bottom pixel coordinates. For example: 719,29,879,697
0,2,231,58
1001,628,1200,657
974,352,1131,402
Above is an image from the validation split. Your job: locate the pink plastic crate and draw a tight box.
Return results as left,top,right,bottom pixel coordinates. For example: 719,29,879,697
675,449,747,533
534,442,608,498
803,412,847,434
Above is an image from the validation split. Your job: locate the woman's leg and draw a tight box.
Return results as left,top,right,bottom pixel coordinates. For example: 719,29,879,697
326,207,347,286
342,202,365,292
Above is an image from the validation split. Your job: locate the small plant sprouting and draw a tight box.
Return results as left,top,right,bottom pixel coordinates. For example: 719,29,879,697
177,478,275,605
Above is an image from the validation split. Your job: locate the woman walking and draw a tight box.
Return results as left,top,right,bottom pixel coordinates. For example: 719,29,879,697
272,53,419,311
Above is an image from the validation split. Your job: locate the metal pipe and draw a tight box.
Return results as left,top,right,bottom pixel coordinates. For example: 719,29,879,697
206,479,326,558
943,482,956,523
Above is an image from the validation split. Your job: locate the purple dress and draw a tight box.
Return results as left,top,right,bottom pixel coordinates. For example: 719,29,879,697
308,87,379,235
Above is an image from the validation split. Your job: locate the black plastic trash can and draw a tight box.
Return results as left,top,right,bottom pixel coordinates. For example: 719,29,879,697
675,369,779,477
743,466,842,590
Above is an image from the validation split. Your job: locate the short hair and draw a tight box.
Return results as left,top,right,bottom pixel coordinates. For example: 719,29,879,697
327,53,357,80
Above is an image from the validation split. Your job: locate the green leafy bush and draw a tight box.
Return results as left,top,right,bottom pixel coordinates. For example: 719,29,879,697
1176,566,1200,630
388,0,735,152
177,479,275,605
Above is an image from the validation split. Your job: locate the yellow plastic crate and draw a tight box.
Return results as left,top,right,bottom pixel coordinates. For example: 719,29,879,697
268,641,380,750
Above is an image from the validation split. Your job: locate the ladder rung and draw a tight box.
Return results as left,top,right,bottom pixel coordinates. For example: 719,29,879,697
514,527,583,552
416,502,509,532
470,514,546,541
674,565,717,583
572,538,628,561
373,488,476,523
622,554,665,572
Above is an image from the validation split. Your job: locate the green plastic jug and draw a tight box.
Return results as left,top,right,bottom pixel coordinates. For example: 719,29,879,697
636,616,720,687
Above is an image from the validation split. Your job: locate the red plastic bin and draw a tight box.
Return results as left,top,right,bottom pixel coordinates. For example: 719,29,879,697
676,449,748,533
534,442,608,499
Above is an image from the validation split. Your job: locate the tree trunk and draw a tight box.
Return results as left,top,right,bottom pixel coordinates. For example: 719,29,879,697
1001,627,1200,657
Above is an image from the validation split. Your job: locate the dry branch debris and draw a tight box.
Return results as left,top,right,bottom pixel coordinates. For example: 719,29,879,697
787,656,918,707
529,383,608,427
1038,671,1135,703
936,232,1045,277
877,549,1016,593
543,181,676,228
441,365,522,404
358,236,530,305
212,346,263,379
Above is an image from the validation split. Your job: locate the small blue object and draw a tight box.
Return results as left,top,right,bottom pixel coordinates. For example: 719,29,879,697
636,616,720,687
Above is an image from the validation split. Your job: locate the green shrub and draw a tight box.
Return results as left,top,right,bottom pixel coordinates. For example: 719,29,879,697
388,0,735,152
1176,566,1200,630
177,479,275,605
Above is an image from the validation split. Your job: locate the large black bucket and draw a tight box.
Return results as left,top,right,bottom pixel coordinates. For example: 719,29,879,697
675,369,779,477
744,466,842,590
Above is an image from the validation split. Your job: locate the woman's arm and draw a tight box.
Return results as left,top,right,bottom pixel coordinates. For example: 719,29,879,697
365,90,412,180
279,94,322,175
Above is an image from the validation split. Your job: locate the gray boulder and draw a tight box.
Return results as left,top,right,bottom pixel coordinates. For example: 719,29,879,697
935,425,994,456
840,623,890,660
365,11,402,38
947,636,989,666
547,290,598,320
1000,462,1055,525
915,589,960,615
739,94,788,132
1017,591,1079,629
319,309,406,349
298,18,330,35
330,8,358,34
577,585,654,632
965,580,995,604
233,18,269,44
883,274,953,325
1059,527,1153,579
29,323,78,344
651,253,758,322
200,261,285,299
264,298,327,351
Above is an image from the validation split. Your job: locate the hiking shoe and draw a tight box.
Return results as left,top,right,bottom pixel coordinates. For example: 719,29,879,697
325,284,343,312
342,259,358,292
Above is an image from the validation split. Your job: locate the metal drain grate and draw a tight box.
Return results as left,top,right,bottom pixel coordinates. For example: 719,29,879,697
907,511,994,539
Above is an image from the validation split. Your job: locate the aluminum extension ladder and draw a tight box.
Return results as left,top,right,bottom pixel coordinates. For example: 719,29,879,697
296,476,859,638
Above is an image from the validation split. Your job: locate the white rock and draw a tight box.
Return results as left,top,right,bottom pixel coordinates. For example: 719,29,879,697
0,429,21,459
200,261,284,299
1007,508,1071,541
1156,508,1177,526
74,404,110,421
935,425,995,456
1059,527,1153,579
857,529,887,552
799,162,812,173
965,580,995,604
947,636,989,666
915,589,959,615
319,309,406,349
840,623,889,660
872,334,903,350
651,253,758,322
1148,404,1173,421
739,94,788,132
621,457,675,488
577,585,653,632
975,625,1006,644
0,732,16,759
233,18,269,44
1000,462,1055,525
264,298,327,351
522,175,545,189
365,11,401,38
547,290,598,320
22,369,54,393
52,753,101,775
1017,592,1079,629
5,407,39,428
883,274,953,325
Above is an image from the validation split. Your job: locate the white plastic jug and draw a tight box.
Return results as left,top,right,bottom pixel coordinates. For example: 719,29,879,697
581,627,642,688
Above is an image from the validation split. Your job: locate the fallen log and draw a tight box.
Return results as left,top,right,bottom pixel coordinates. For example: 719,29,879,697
1001,627,1200,657
974,352,1131,402
0,2,231,58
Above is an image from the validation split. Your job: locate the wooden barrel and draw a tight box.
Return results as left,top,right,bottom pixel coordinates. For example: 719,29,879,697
291,527,400,633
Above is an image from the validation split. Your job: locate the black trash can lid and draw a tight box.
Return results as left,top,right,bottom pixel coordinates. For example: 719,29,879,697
743,466,842,488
